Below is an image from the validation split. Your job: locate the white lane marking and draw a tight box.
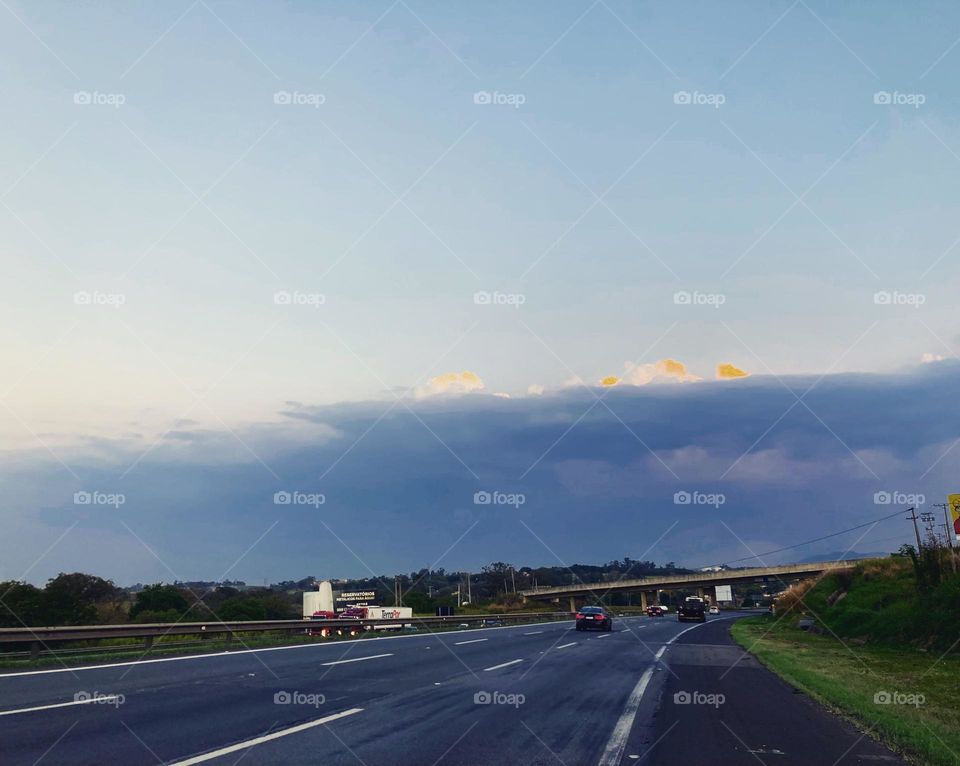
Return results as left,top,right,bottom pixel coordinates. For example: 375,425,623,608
598,617,738,766
0,695,123,717
320,653,392,666
555,642,577,649
523,631,543,635
483,659,523,672
598,665,655,766
169,708,363,765
0,620,575,678
596,634,611,639
453,638,488,645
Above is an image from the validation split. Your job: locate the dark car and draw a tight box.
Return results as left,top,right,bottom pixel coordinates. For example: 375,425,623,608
677,598,706,623
575,606,612,631
646,605,664,617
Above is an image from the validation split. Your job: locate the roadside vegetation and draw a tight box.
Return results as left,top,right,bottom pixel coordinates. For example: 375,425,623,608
731,551,960,766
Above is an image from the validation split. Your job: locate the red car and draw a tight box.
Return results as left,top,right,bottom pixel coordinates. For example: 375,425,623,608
646,605,664,617
575,606,613,631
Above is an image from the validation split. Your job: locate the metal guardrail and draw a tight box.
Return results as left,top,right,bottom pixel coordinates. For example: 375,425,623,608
0,612,573,661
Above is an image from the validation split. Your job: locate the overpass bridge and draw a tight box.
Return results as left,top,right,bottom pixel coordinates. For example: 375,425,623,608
519,560,855,611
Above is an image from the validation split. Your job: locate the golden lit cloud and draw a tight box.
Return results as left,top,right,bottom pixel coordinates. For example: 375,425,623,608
620,358,701,386
416,370,485,398
600,376,621,387
717,363,749,379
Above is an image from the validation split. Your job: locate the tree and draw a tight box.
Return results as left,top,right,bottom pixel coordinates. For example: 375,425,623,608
43,573,118,625
218,597,267,621
130,585,190,621
0,581,46,627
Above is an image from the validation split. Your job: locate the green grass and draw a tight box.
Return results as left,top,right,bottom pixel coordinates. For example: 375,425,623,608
732,616,960,766
797,556,960,652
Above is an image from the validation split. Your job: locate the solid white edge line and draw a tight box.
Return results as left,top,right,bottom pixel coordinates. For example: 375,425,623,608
0,619,575,678
168,708,364,765
453,638,488,645
0,695,122,717
597,616,740,766
483,659,523,672
320,653,392,666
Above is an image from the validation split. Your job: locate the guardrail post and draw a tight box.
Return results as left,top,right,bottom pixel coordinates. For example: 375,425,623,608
144,635,154,650
225,630,234,645
30,641,40,660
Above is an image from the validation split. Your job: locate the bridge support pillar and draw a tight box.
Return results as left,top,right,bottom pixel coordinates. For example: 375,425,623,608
568,596,576,614
639,591,648,609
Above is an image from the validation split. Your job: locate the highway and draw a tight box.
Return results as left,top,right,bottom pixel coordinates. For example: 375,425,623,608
0,613,906,765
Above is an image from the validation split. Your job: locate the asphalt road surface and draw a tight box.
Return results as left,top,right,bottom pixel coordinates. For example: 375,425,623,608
0,613,907,765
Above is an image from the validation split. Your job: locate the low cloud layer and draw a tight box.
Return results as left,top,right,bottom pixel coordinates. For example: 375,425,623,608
2,361,958,585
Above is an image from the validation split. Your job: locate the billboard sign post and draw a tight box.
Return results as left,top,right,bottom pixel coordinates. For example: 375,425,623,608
715,585,733,602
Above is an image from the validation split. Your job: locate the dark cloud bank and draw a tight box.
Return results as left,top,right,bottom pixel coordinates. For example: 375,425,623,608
4,361,959,584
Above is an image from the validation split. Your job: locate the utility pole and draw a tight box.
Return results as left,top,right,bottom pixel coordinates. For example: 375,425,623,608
932,503,958,575
906,507,923,552
511,567,516,594
932,504,955,550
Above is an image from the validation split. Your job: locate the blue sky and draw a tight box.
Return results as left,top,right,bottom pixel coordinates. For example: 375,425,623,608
2,2,959,582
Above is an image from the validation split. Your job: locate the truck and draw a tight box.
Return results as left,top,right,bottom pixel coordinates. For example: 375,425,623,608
337,605,414,634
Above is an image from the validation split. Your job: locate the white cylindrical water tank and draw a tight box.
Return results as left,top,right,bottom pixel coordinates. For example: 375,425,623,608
318,580,334,613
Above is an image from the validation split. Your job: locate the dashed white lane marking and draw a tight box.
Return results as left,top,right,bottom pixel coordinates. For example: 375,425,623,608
597,617,739,766
483,659,523,672
596,634,611,639
320,653,393,666
168,708,363,765
454,638,488,645
555,642,577,649
523,631,543,635
0,695,123,717
0,620,575,678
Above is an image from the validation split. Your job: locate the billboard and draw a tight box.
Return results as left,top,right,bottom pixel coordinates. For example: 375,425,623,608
334,590,377,610
715,585,733,602
949,494,960,541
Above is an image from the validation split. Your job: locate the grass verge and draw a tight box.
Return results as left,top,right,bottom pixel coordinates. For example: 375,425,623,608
731,616,960,766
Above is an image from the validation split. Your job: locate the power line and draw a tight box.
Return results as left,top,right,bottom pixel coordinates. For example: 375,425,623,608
715,506,911,567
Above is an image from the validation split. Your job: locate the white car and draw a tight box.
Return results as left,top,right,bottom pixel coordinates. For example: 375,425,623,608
708,606,720,615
